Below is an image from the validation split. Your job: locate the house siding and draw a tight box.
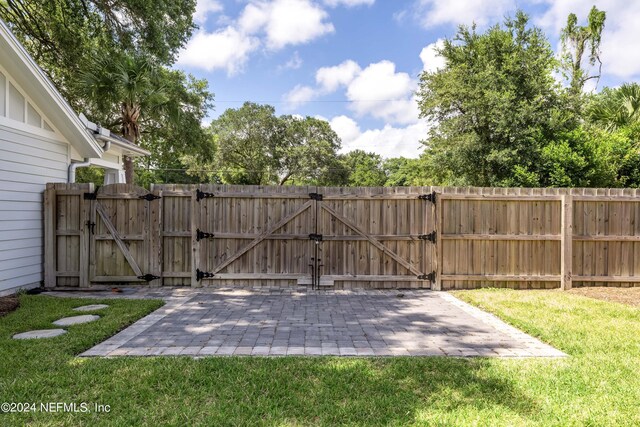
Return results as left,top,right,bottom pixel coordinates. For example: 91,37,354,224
0,124,68,294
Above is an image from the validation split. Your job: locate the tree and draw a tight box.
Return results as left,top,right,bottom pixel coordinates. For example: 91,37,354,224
77,54,213,184
186,103,345,186
417,11,569,187
383,157,424,186
0,0,196,103
278,116,342,185
560,6,606,95
339,150,387,186
588,83,640,131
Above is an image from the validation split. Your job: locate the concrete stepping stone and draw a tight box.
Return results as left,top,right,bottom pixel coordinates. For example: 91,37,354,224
73,304,109,312
53,314,100,326
13,329,67,339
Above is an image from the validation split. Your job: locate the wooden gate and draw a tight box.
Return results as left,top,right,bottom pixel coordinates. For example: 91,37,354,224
192,186,436,289
313,187,436,288
87,184,159,283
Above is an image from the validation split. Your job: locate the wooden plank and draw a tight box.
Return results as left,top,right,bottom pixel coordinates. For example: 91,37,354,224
94,234,145,240
321,203,423,277
211,200,313,274
574,275,640,282
324,274,432,282
440,194,563,201
441,233,560,241
573,235,640,241
95,201,143,277
441,274,560,282
79,183,93,287
191,189,199,287
561,195,573,290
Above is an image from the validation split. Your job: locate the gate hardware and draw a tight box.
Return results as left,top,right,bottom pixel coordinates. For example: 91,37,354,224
83,191,97,200
137,274,160,282
309,192,323,201
196,189,215,202
196,269,215,281
309,233,323,242
417,272,436,282
85,220,96,235
196,229,215,241
139,193,161,201
418,192,436,203
418,231,437,243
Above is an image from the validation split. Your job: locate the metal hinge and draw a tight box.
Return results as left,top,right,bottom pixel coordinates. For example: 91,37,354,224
309,233,323,242
196,229,215,241
417,272,436,282
418,192,436,203
137,273,161,282
139,193,161,201
196,189,215,202
418,231,437,243
196,268,215,281
309,192,323,201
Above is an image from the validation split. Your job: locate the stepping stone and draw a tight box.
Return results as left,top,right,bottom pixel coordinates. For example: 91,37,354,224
53,315,100,326
73,304,109,312
13,329,67,339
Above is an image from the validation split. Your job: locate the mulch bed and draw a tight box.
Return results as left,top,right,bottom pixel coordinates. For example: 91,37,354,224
569,287,640,308
0,295,19,317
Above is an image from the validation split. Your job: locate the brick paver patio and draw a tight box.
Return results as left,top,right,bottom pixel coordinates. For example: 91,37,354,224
44,288,565,358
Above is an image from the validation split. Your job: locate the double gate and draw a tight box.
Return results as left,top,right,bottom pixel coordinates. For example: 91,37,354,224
45,184,437,289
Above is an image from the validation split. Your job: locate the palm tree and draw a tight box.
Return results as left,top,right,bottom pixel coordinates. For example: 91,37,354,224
77,54,170,183
589,83,640,131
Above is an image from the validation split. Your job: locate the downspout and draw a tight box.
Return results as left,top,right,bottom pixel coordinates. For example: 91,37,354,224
67,134,111,183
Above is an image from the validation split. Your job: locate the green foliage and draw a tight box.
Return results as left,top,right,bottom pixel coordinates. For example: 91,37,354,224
185,103,343,185
588,83,640,131
560,6,606,95
0,0,196,102
338,150,387,186
417,12,569,187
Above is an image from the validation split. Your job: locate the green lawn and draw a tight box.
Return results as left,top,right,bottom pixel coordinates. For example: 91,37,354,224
0,291,638,426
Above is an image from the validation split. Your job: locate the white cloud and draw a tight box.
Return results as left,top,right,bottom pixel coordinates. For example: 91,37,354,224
282,51,303,70
414,0,515,27
324,0,375,7
316,60,361,92
177,28,259,75
420,39,446,72
194,0,223,25
283,85,318,108
239,0,334,50
536,0,640,80
329,115,428,158
346,60,419,124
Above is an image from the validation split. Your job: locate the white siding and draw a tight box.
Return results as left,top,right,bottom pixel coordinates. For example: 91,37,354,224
0,124,68,293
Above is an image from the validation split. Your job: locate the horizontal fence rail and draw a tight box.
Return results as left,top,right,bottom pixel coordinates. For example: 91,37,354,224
44,184,640,290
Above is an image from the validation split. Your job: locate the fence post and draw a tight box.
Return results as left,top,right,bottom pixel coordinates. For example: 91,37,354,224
190,186,200,287
433,187,443,291
44,184,56,288
79,183,93,287
561,194,573,290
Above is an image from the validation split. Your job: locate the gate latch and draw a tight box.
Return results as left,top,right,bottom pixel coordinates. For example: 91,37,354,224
309,233,323,242
85,220,96,235
309,193,323,201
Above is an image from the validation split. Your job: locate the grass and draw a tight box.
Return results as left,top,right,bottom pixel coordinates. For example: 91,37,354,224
0,290,638,426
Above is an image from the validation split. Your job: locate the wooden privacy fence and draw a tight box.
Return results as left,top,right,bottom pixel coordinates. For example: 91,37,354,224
44,183,640,290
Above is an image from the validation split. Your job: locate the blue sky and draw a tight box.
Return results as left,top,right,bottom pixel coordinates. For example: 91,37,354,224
176,0,639,158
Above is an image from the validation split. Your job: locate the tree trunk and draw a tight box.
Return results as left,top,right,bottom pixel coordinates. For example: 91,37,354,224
124,156,134,184
123,132,136,184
